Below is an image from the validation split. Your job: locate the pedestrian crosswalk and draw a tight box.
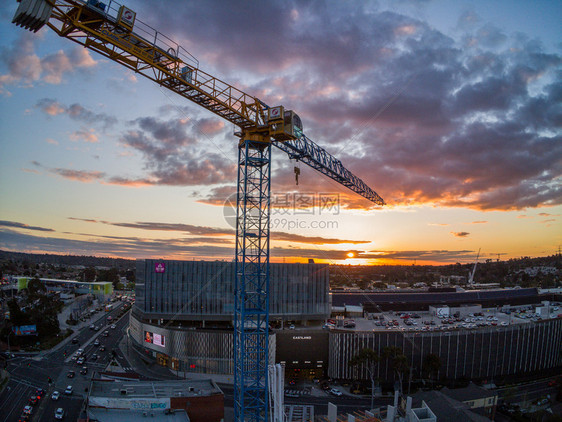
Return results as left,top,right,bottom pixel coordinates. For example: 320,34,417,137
284,389,311,397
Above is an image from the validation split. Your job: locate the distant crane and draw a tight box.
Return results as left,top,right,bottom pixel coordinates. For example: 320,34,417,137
12,1,385,421
468,248,481,285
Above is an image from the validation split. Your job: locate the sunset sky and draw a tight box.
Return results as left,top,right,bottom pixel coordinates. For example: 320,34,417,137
0,0,560,266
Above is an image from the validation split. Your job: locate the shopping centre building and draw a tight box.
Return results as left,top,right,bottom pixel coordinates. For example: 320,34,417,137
129,259,562,384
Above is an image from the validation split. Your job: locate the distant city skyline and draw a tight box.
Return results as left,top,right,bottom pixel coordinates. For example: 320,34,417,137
0,0,560,265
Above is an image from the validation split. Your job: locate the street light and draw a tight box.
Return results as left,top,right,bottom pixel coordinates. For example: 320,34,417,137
7,329,13,353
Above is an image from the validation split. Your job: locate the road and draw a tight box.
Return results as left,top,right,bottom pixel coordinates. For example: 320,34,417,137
2,300,558,421
0,301,131,422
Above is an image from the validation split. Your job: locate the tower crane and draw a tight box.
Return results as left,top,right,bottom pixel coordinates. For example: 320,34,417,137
12,1,385,421
468,248,481,285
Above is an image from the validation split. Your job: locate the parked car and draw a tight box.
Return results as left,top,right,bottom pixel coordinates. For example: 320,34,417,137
536,398,549,406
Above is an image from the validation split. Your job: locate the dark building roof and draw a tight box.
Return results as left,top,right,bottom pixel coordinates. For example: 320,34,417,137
412,390,491,422
331,288,539,308
441,382,497,402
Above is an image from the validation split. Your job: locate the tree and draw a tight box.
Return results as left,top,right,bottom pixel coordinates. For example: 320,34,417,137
125,269,135,283
383,346,410,394
422,353,441,389
349,348,381,410
98,267,119,288
83,267,96,283
26,276,46,298
7,298,29,326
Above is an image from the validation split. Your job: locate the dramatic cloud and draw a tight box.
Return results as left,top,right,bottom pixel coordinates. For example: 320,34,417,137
362,249,476,262
0,228,234,259
0,32,96,95
50,168,106,183
270,247,477,263
117,116,237,186
0,228,476,264
8,2,557,211
67,217,371,245
0,220,54,232
36,98,117,129
271,232,370,245
538,212,559,217
130,1,561,211
69,128,98,143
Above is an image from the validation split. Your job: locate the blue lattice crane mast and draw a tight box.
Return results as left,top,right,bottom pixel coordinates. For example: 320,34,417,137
13,1,385,421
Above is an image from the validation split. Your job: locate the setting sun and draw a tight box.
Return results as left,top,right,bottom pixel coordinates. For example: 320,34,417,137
347,252,356,258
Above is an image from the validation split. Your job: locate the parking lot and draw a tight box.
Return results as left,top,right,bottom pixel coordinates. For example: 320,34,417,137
339,303,561,333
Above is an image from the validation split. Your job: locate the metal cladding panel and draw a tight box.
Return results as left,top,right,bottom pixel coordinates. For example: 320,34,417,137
135,259,329,320
129,313,276,375
328,318,562,383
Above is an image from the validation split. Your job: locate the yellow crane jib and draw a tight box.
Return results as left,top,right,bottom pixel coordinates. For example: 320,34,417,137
14,0,267,131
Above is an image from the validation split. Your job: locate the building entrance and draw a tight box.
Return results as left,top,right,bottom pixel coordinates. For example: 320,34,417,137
157,353,169,367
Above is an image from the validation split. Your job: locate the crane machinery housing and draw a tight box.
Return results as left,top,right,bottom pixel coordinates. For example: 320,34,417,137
12,1,385,421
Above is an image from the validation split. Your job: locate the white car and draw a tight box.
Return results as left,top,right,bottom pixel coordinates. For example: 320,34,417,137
51,391,60,400
55,408,65,419
64,385,73,395
111,324,116,329
330,388,343,396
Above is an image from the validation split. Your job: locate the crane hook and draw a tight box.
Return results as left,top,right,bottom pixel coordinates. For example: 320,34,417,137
294,166,300,186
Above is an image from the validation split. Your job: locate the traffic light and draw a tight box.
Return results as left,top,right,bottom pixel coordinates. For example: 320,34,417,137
48,377,52,384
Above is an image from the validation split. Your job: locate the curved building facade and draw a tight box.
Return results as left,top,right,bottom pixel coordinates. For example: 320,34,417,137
130,259,329,375
329,318,562,382
131,259,562,383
